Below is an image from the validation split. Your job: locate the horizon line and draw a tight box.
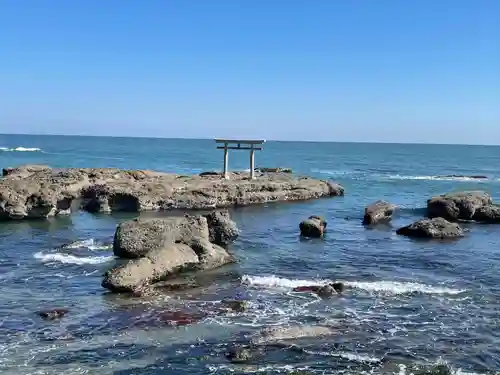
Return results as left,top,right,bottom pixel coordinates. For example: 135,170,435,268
0,132,499,147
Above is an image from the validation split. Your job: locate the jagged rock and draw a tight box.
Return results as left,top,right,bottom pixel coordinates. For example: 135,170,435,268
299,215,327,238
0,165,344,220
2,164,51,177
204,210,239,246
471,205,500,223
396,217,464,238
427,191,492,221
113,215,210,259
362,200,396,225
103,214,237,293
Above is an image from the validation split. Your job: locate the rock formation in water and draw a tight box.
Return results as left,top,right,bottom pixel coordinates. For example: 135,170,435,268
396,217,464,238
299,215,327,238
362,200,396,225
427,190,500,223
103,211,238,294
0,164,344,221
226,325,335,363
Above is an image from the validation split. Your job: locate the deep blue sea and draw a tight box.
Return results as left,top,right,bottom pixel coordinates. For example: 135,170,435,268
1,134,500,375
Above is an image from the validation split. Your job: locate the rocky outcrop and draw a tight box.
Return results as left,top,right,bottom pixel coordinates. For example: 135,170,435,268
471,205,500,223
103,213,238,293
427,191,492,221
204,210,239,246
0,165,344,221
362,200,396,225
396,217,464,238
299,215,327,238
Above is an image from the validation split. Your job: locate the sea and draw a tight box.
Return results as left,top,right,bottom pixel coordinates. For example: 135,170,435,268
0,133,499,375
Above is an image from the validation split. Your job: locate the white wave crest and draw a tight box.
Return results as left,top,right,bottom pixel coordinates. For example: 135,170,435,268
242,275,465,295
304,349,381,363
0,146,42,152
387,174,489,182
62,238,112,251
34,251,114,265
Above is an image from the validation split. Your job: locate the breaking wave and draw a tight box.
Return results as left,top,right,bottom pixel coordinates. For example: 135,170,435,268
241,275,465,295
0,146,42,152
312,169,495,182
61,238,112,251
34,251,114,265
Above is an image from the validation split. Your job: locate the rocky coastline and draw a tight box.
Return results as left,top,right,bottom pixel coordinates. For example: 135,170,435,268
0,164,344,221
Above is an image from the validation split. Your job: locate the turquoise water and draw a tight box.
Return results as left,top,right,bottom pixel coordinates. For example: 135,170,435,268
0,134,500,374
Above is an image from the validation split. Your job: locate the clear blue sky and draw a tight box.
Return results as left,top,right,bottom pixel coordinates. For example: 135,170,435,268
0,0,498,143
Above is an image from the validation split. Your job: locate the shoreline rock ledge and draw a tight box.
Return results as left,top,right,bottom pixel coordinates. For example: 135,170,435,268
0,164,344,220
103,210,239,294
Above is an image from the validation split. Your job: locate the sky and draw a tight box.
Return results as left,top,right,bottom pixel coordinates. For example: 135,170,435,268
0,0,498,144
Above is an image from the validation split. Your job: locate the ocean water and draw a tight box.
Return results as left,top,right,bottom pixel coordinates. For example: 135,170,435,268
0,134,500,375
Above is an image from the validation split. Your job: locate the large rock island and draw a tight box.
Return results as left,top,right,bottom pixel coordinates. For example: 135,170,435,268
0,165,344,220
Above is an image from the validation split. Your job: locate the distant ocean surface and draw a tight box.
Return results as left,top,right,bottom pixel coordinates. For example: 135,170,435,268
0,134,500,375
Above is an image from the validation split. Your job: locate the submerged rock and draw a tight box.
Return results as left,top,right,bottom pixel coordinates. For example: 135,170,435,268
226,325,334,363
427,191,492,221
396,217,464,238
37,308,69,320
362,200,396,225
103,214,237,293
299,215,327,238
0,165,344,220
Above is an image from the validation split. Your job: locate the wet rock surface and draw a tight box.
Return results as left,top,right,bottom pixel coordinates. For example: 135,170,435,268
226,325,335,363
37,308,69,320
396,217,464,238
362,200,396,225
299,215,327,238
0,165,344,220
427,191,492,221
103,213,238,293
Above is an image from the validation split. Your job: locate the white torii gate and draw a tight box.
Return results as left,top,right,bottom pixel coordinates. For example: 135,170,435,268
214,138,266,179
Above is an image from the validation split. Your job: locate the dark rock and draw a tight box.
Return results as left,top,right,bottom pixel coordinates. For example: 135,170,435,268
226,345,260,363
363,200,396,225
204,210,239,246
326,181,344,196
221,299,248,312
471,205,500,223
427,191,492,221
396,217,464,238
38,308,69,320
103,214,235,293
0,165,344,220
255,167,292,173
199,171,220,177
3,164,51,177
299,215,327,238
